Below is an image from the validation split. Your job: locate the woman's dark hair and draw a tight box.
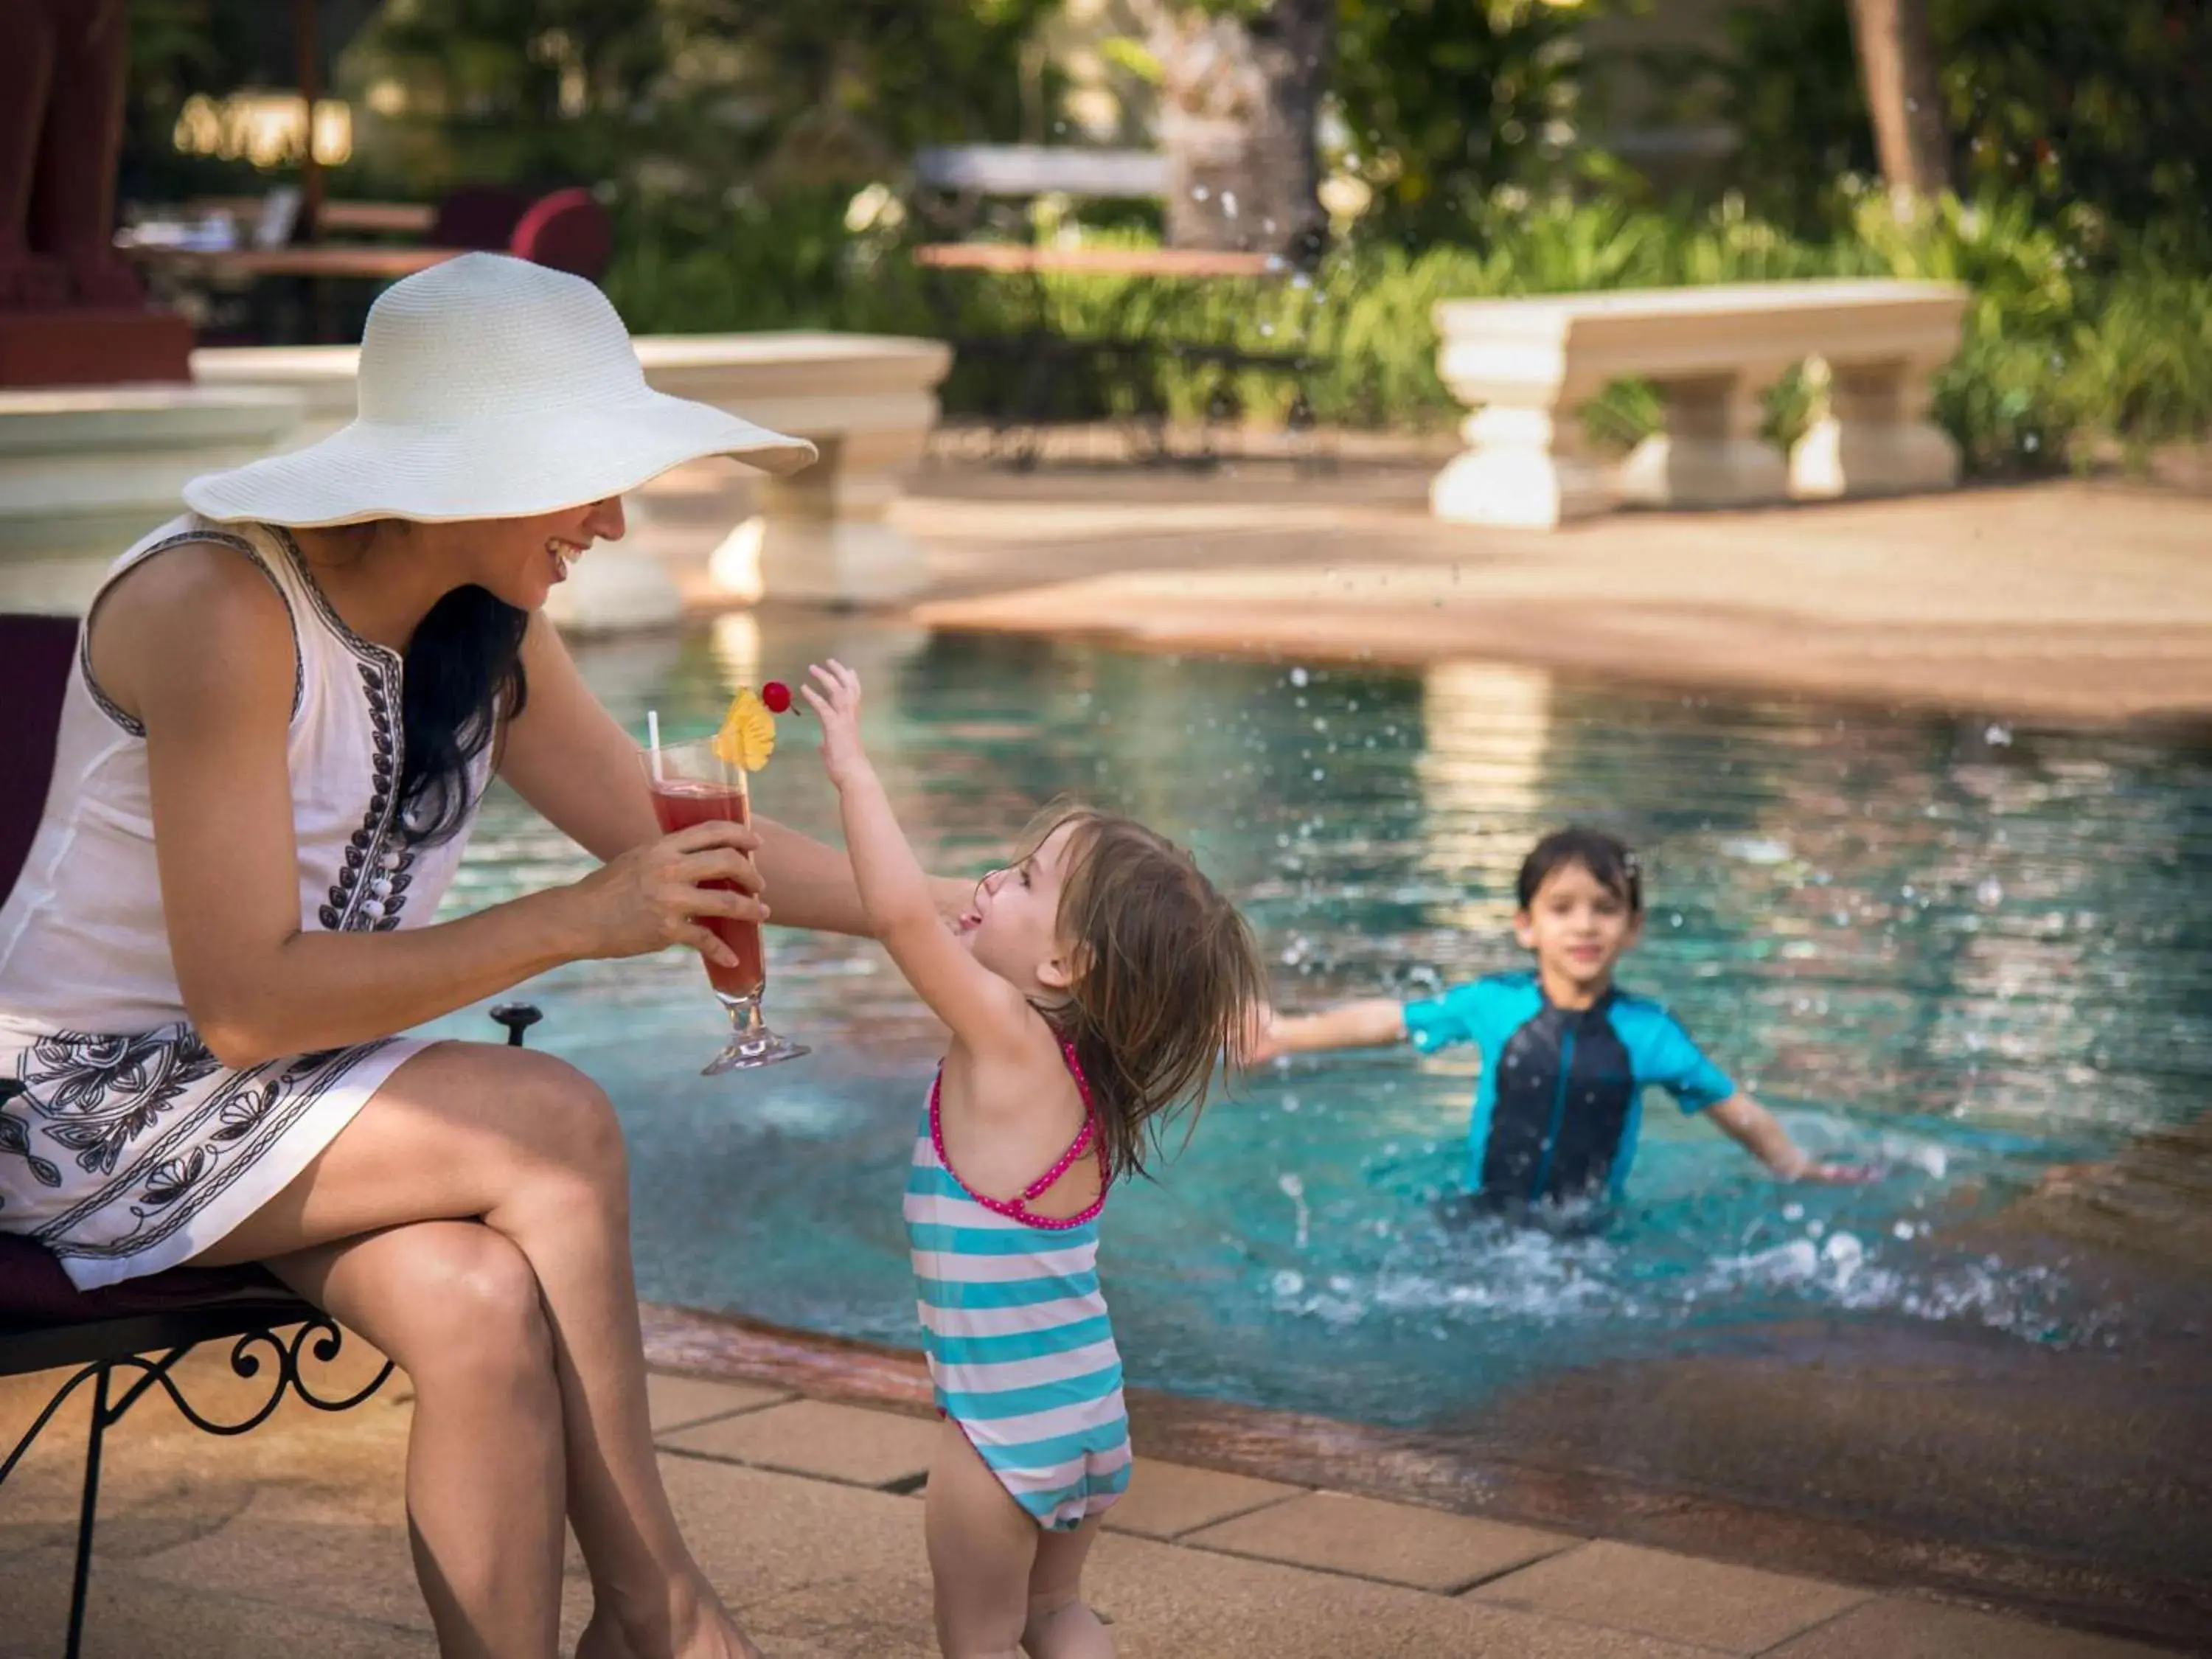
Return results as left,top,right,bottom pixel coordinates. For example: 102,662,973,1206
1020,802,1267,1184
398,583,529,844
1516,827,1642,914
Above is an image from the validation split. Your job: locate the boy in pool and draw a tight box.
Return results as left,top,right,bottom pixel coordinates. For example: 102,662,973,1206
1247,827,1872,1214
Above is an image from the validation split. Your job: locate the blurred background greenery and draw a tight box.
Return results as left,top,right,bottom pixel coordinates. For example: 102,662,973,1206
122,0,2212,474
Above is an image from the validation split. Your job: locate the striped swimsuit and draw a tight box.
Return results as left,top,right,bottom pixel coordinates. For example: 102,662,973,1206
902,1046,1132,1531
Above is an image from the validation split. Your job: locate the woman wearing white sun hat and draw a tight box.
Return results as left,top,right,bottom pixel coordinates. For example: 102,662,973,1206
0,254,900,1659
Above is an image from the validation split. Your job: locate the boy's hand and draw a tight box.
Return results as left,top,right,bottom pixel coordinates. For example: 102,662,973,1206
801,660,869,788
1794,1159,1885,1186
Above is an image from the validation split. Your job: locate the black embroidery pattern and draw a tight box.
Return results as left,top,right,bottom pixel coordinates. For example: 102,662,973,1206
19,1029,223,1176
319,659,415,933
274,528,416,936
10,1032,399,1261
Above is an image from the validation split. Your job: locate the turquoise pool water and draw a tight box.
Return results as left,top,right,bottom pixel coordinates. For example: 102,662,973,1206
422,616,2212,1429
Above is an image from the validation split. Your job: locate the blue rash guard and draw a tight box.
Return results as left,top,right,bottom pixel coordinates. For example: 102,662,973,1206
1402,972,1736,1207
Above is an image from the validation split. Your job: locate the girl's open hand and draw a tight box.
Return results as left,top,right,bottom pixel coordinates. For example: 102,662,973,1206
801,659,869,787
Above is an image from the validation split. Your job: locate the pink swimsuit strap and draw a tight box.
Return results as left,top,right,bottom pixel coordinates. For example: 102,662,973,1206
928,1038,1110,1231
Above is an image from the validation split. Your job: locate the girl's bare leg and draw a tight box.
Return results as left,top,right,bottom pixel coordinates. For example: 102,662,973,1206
1022,1520,1113,1659
266,1222,566,1659
192,1041,757,1659
925,1419,1040,1659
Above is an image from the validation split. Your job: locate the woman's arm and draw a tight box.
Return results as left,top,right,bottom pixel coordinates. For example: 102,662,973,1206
497,617,970,936
1706,1093,1879,1183
98,549,758,1068
801,661,1033,1055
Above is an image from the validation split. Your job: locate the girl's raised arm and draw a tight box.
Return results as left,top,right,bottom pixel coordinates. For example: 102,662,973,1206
802,661,1034,1057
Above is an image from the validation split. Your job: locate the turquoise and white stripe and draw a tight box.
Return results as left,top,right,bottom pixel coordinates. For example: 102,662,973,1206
905,1113,1132,1530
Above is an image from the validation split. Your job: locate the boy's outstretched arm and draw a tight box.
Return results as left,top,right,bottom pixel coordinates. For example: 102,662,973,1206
1247,999,1408,1062
1707,1093,1879,1184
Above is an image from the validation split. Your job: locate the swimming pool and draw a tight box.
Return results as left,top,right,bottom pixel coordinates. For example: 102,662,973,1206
422,616,2212,1430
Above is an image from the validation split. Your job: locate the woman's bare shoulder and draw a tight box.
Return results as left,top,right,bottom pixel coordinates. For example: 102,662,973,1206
91,538,294,721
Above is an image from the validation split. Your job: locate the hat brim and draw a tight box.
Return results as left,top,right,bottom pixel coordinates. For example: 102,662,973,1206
181,386,819,528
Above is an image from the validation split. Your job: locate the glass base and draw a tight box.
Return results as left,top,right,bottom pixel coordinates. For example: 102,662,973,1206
705,990,810,1074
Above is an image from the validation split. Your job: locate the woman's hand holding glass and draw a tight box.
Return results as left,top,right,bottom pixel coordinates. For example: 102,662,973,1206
562,820,767,972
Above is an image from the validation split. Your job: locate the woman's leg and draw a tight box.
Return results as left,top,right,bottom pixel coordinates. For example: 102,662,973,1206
925,1419,1043,1659
266,1221,567,1659
191,1040,754,1659
1022,1519,1113,1659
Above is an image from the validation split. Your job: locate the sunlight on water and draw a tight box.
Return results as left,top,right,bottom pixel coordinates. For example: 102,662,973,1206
422,619,2212,1427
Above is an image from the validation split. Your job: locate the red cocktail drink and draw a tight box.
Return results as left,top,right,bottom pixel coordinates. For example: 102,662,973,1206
649,778,765,999
639,737,808,1073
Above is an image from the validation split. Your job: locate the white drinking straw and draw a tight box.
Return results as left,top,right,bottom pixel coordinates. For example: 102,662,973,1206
646,709,664,782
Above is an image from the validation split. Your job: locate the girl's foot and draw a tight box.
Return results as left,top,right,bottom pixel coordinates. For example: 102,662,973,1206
1022,1599,1114,1659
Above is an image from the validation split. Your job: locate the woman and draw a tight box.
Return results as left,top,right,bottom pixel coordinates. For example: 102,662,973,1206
0,254,902,1659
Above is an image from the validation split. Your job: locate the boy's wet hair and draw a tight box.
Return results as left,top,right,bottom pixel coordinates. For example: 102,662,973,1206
1018,801,1267,1184
1516,827,1643,915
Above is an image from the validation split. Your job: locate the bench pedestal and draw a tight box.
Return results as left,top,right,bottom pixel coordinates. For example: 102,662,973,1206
1790,357,1961,499
1430,403,1610,529
1618,371,1791,509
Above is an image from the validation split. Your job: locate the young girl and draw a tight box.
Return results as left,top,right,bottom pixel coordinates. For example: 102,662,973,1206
801,660,1265,1659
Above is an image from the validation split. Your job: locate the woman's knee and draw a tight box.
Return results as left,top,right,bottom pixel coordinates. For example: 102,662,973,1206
501,1049,629,1194
389,1226,555,1385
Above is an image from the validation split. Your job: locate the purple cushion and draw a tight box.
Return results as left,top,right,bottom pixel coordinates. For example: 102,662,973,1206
0,1232,288,1328
0,613,75,907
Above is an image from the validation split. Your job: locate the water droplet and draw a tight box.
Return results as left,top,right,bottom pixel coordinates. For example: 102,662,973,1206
1289,667,1310,687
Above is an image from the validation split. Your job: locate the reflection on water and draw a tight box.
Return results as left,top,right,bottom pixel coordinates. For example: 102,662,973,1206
425,620,2212,1428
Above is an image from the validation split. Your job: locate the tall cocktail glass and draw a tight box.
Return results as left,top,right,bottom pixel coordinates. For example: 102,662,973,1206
642,739,808,1073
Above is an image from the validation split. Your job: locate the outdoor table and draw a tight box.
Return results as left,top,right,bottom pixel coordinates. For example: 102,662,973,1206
122,243,464,281
123,242,469,344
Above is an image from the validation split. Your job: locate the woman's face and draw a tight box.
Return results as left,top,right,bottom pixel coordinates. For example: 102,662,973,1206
452,497,627,611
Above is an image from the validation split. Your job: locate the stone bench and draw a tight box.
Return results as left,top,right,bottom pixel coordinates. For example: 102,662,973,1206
1427,279,1971,529
0,385,305,613
192,331,953,629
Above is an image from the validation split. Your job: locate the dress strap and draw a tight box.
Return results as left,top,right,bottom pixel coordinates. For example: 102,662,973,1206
928,1037,1109,1231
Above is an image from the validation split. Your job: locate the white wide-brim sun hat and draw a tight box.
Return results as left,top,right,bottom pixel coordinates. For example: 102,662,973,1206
184,252,817,527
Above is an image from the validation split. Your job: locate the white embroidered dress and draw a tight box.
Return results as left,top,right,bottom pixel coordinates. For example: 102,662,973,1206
0,516,489,1289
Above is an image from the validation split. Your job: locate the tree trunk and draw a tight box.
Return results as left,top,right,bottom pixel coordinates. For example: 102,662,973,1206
1149,0,1332,262
1846,0,1952,201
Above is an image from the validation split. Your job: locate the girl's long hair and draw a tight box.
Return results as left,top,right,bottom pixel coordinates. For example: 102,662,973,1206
1026,804,1267,1183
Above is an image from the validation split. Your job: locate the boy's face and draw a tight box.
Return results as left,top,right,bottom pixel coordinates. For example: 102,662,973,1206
1512,860,1641,995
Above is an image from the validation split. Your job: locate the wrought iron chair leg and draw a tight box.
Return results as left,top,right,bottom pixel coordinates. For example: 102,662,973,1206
65,1362,111,1659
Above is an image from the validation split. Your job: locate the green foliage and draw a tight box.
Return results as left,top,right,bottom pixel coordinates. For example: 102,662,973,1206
1332,0,1583,246
342,0,1052,197
1708,0,2212,251
607,179,2211,473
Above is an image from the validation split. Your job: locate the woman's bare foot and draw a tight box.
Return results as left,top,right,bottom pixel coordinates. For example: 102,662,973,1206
574,1579,764,1659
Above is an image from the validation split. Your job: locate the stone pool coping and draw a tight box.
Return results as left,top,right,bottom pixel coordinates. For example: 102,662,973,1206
637,1301,2208,1653
0,1337,2182,1658
885,470,2212,728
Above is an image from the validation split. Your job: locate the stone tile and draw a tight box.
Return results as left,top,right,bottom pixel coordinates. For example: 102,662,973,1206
1183,1489,1578,1594
1474,1540,1872,1654
1767,1596,2175,1659
1088,1529,1730,1659
658,1397,941,1489
1102,1459,1305,1540
1,1545,433,1659
646,1369,790,1433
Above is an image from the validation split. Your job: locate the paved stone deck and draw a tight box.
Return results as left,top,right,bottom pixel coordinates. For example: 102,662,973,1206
0,1353,2177,1657
889,466,2212,726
